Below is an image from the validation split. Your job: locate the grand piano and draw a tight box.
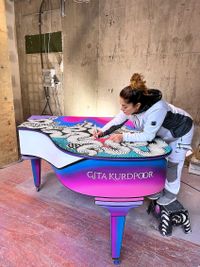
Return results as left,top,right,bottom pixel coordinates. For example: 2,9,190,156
18,116,171,264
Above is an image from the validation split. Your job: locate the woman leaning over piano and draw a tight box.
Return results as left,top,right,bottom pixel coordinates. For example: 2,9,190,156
94,73,194,206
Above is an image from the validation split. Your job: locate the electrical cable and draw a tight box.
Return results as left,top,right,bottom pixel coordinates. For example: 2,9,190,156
73,0,90,3
39,0,53,115
47,0,52,66
39,0,64,116
181,165,200,193
39,0,45,69
181,180,200,193
55,83,63,115
41,87,53,115
49,0,63,116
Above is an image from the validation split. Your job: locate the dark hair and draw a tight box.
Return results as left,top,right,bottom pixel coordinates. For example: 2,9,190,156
120,73,148,105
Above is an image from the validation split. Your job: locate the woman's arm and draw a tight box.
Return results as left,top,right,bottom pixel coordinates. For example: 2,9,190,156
100,111,128,136
122,108,167,142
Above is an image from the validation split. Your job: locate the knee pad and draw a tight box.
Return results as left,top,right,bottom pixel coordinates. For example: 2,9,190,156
166,161,179,182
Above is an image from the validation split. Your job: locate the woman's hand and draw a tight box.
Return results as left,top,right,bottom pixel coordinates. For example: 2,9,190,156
93,129,103,138
108,134,123,143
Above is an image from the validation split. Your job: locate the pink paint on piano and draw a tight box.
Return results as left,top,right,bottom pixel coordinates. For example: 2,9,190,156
18,116,171,264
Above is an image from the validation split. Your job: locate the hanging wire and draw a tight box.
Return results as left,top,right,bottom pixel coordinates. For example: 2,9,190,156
39,0,91,116
73,0,90,3
38,0,45,69
39,0,53,115
47,0,53,65
53,83,63,116
46,0,63,116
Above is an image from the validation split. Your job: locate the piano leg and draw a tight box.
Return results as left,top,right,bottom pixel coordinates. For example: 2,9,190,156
31,158,41,191
110,209,127,264
95,199,143,264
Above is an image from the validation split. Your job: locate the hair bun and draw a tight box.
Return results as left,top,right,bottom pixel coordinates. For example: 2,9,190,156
130,73,147,91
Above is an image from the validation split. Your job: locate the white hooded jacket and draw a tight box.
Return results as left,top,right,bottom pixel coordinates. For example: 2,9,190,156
101,98,193,144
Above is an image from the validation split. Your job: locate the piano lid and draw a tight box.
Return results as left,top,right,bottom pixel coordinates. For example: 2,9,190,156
18,116,171,163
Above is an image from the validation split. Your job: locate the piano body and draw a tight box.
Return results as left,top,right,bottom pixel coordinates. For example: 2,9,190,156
18,116,171,264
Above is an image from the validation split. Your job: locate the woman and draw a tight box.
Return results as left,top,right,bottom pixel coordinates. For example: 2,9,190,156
94,73,194,206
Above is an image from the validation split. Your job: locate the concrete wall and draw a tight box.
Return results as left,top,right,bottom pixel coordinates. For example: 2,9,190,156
15,0,64,119
97,0,200,121
0,0,18,167
5,0,23,124
62,0,99,116
62,0,200,145
15,0,200,145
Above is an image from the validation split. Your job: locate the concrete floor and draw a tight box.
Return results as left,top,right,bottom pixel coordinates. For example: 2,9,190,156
0,160,200,266
169,167,200,245
17,164,200,245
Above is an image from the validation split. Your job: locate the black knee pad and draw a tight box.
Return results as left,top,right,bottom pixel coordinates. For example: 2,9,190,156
166,161,179,182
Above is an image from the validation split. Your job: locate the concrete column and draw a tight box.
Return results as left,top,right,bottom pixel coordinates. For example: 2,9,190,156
0,0,19,167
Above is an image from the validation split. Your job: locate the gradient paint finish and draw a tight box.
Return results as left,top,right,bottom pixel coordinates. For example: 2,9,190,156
110,204,142,259
111,216,125,259
96,202,143,259
95,197,144,202
22,116,170,263
53,158,166,198
31,158,41,189
54,116,135,128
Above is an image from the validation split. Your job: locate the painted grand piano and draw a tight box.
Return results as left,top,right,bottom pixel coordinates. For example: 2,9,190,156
18,116,171,264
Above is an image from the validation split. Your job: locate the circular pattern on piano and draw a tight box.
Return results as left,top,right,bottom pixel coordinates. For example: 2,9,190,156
18,117,171,159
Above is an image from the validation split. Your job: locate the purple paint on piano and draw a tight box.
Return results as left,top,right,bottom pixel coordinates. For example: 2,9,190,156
18,116,171,264
54,159,166,197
